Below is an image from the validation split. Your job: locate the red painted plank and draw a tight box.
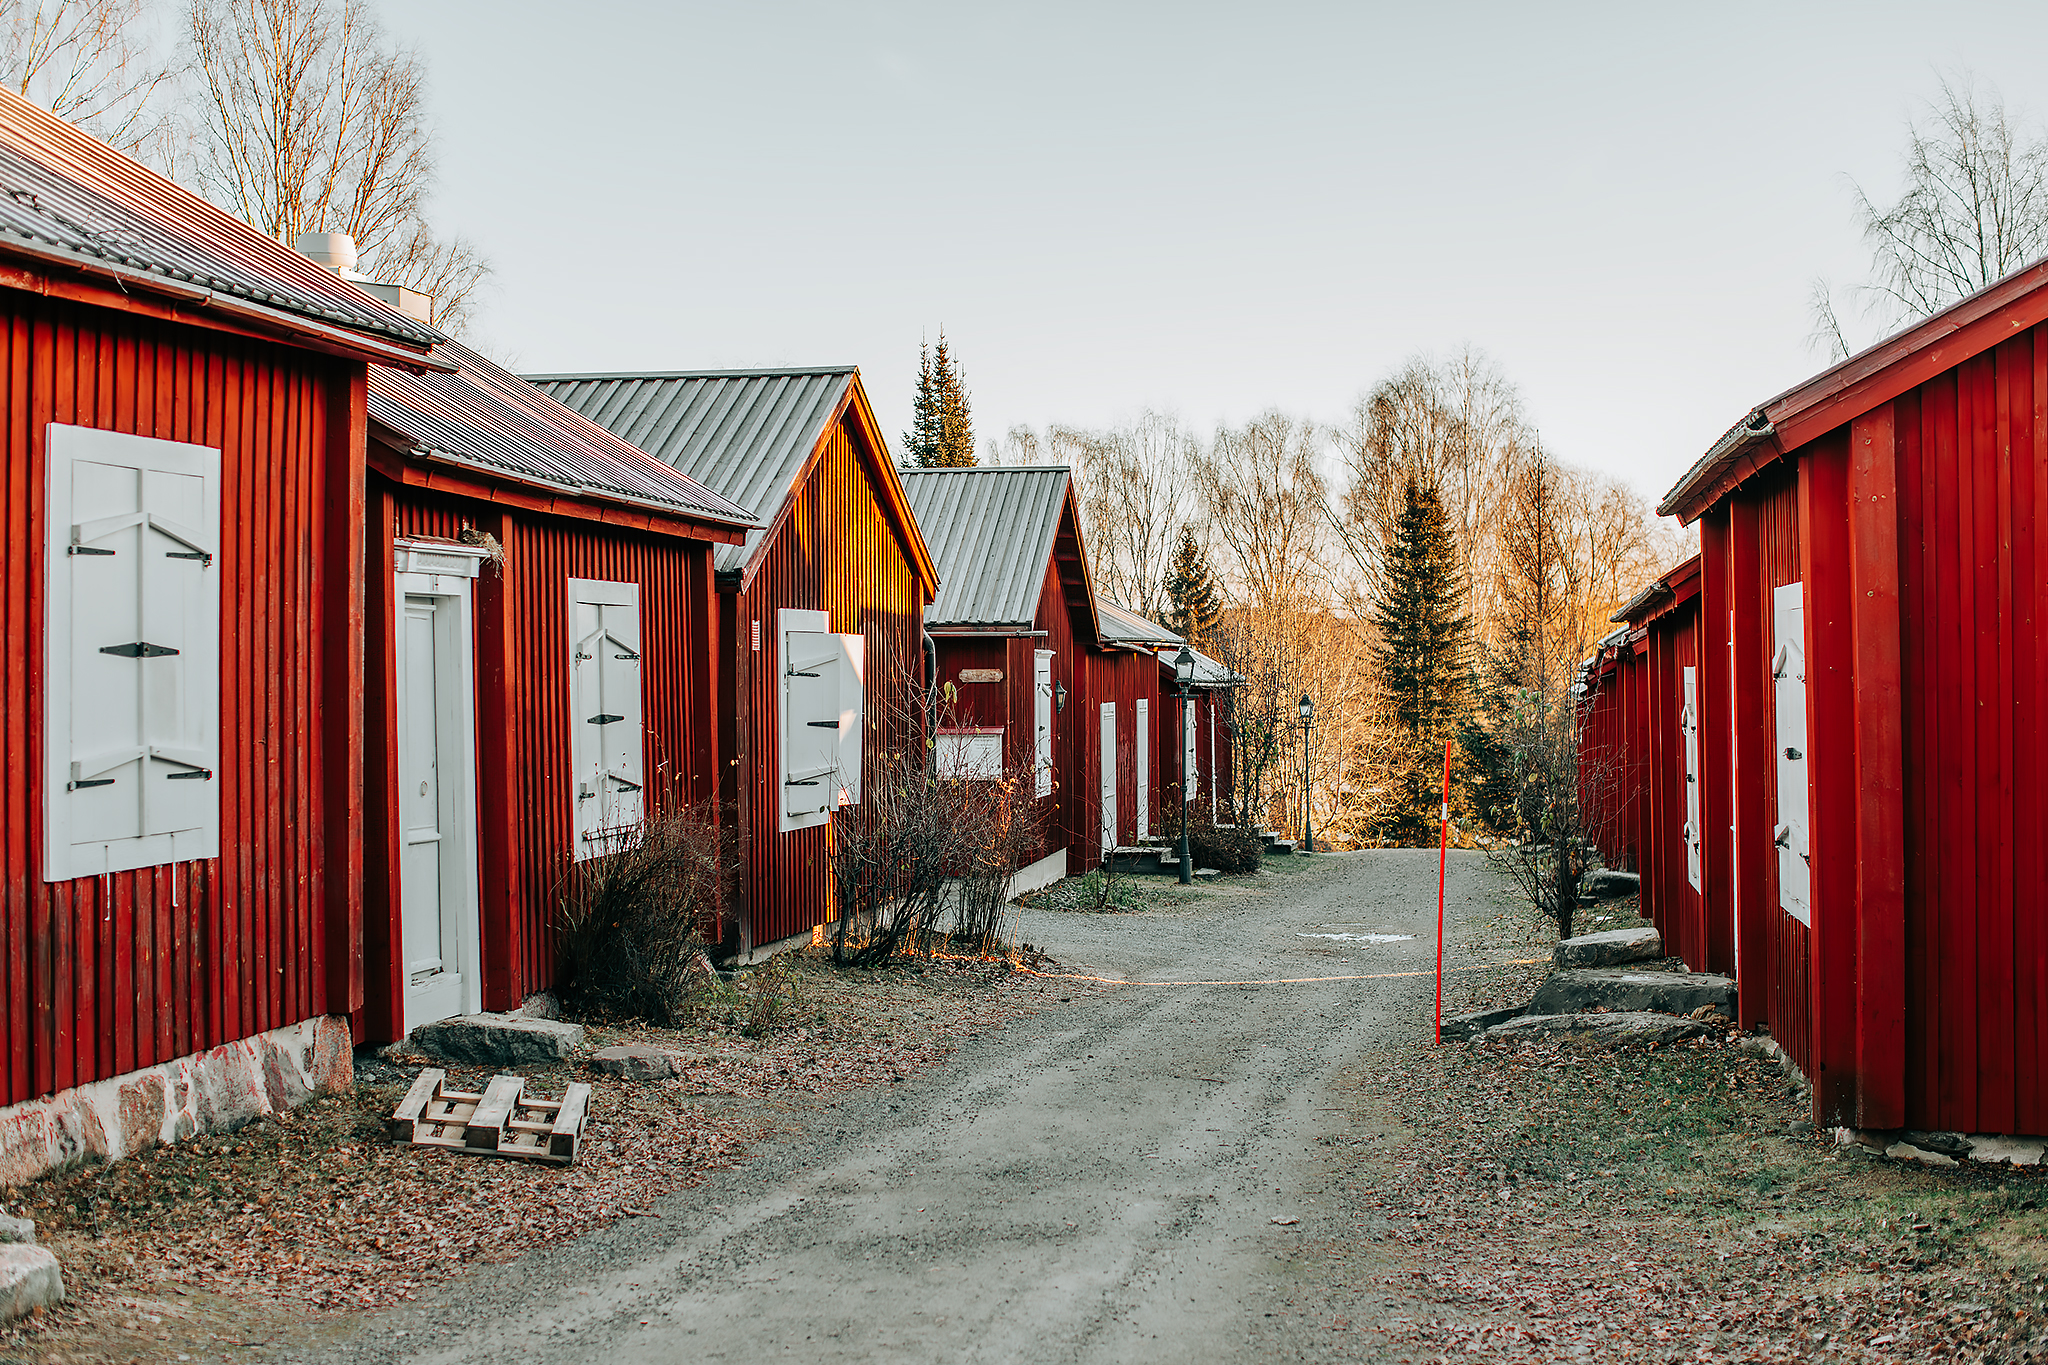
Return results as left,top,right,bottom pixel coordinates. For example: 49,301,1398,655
1846,403,1907,1129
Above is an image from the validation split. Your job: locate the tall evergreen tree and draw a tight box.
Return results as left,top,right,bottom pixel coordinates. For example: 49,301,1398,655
1161,525,1223,646
904,331,976,467
1371,475,1472,735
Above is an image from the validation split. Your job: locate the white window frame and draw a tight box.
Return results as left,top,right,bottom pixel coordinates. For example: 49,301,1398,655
568,578,645,861
936,727,1005,780
44,423,221,882
1034,649,1054,799
779,608,865,832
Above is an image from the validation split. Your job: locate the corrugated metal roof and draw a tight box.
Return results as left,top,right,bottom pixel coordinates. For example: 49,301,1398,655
1097,598,1182,648
0,88,441,351
369,344,756,527
526,368,856,571
1154,643,1241,687
898,466,1072,627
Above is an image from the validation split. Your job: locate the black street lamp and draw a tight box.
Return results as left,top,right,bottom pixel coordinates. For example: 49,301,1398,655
1298,693,1314,854
1173,644,1197,885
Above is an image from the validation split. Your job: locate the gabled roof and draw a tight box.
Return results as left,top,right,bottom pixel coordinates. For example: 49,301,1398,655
0,88,441,360
1661,256,2048,523
898,465,1081,629
368,342,757,531
1097,599,1181,650
1610,552,1703,626
529,367,931,580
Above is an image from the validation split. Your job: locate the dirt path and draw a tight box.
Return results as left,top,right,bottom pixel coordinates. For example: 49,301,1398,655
276,850,1512,1365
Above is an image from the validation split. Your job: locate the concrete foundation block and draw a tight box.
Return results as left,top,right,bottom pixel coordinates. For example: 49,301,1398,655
0,1245,63,1319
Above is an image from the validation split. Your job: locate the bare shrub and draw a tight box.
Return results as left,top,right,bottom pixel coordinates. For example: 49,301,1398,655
553,797,721,1026
949,765,1043,957
1189,820,1262,874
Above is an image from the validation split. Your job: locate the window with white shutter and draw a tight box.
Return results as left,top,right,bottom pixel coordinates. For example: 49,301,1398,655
1681,665,1701,893
1771,582,1811,925
568,579,644,860
1033,650,1054,798
44,424,220,882
779,608,865,832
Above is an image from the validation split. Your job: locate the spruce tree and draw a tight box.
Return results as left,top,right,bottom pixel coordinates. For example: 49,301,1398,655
1371,475,1472,735
903,331,976,467
1162,525,1223,646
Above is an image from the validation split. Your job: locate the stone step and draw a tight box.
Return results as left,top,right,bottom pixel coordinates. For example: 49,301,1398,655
1553,926,1663,967
1583,867,1641,900
1266,839,1296,856
1527,968,1735,1018
1480,1011,1713,1046
411,1013,585,1066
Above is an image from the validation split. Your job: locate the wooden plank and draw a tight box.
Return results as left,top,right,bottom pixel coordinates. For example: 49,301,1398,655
387,1067,444,1140
462,1074,525,1152
548,1081,592,1162
1935,367,1973,1129
2023,326,2048,1136
1846,403,1908,1129
1980,343,2018,1136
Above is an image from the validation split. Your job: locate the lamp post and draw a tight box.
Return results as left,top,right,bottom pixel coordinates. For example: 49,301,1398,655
1298,693,1314,853
1173,644,1196,885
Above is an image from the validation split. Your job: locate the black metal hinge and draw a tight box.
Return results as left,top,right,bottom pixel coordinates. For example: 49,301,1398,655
67,777,114,790
101,641,179,658
165,550,212,565
166,768,212,781
587,713,624,726
805,720,839,728
68,545,114,557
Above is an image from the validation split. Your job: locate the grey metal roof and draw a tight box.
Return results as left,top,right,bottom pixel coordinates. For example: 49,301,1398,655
526,368,856,571
1097,599,1182,648
1154,643,1241,687
369,343,756,527
898,466,1071,627
0,88,441,351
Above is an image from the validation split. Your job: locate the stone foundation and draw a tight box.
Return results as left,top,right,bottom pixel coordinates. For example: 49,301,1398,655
0,1016,353,1186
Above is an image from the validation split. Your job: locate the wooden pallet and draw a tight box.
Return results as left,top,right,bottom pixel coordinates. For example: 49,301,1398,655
387,1069,592,1165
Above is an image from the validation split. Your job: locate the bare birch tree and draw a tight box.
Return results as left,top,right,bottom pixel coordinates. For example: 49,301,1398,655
184,0,489,331
0,0,175,153
1811,71,2048,360
1065,411,1197,620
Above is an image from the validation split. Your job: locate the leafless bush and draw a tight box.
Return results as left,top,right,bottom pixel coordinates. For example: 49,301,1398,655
949,763,1043,957
553,796,721,1026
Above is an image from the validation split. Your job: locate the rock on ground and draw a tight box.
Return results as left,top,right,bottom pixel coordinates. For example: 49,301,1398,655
586,1046,683,1081
0,1245,62,1319
1583,868,1641,899
0,1214,31,1244
1528,968,1735,1017
1480,1011,1713,1045
411,1015,585,1066
1552,926,1662,968
1440,1006,1526,1042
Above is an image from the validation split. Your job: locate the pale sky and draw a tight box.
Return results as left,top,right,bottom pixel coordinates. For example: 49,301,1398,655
379,1,2048,504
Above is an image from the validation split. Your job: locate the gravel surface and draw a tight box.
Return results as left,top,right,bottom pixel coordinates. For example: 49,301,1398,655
267,849,1517,1364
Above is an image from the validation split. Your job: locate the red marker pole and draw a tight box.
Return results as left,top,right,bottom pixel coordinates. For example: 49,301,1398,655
1434,738,1451,1044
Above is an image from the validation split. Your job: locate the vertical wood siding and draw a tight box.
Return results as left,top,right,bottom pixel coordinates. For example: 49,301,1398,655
1,291,358,1105
366,483,713,1034
1081,650,1161,858
735,422,920,950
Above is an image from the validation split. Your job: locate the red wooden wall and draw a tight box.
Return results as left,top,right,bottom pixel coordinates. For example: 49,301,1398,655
0,290,363,1105
1081,648,1163,859
728,421,924,951
360,480,716,1038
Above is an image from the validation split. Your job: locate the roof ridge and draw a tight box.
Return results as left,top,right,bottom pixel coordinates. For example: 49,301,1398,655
521,365,859,382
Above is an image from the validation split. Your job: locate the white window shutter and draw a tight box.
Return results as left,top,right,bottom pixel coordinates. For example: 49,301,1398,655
569,579,644,860
1183,695,1197,802
45,424,220,882
779,609,838,831
1770,582,1810,925
1134,698,1149,839
1034,650,1054,798
1681,665,1701,893
835,631,865,808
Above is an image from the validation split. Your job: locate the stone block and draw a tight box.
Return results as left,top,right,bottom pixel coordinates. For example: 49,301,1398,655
0,1245,62,1319
1583,868,1641,899
1886,1140,1957,1167
587,1046,683,1081
1966,1136,2046,1166
1441,1006,1526,1042
1480,1011,1713,1046
1527,968,1736,1018
0,1215,32,1245
412,1014,584,1066
1553,926,1663,968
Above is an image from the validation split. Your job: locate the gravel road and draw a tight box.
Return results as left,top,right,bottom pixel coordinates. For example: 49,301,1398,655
295,849,1512,1365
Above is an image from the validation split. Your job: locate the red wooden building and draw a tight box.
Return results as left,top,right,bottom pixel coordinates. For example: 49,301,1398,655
1657,259,2048,1136
1157,644,1241,829
1580,556,1728,975
361,344,753,1038
898,466,1102,881
0,89,443,1105
532,369,938,957
1093,600,1177,853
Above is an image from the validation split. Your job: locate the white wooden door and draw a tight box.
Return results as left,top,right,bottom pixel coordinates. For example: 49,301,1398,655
1771,582,1811,925
1134,699,1149,839
1099,702,1117,854
1034,650,1054,798
398,593,480,1029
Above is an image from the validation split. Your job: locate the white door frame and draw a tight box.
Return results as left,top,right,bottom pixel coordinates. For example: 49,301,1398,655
394,546,486,1032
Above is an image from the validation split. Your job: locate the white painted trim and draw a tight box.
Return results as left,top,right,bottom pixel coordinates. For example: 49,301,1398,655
1008,846,1068,899
396,569,485,1031
393,538,489,579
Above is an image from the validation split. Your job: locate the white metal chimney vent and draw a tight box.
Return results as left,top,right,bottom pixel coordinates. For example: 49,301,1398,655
293,231,358,273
